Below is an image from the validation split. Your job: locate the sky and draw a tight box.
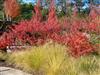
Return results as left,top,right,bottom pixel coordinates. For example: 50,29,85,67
23,0,35,3
22,0,100,10
22,0,100,5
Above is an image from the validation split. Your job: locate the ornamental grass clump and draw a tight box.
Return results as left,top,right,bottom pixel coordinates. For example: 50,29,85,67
7,42,67,74
7,42,100,75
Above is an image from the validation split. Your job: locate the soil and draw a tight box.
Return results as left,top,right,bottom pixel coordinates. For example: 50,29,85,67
0,60,11,67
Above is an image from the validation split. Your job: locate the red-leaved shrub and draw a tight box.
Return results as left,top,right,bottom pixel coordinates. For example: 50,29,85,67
67,32,94,57
0,0,99,57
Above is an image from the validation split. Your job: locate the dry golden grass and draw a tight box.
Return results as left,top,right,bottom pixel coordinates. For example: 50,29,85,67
5,42,100,75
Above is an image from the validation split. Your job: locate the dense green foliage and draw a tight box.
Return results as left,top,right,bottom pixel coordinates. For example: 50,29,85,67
20,3,34,19
0,0,3,19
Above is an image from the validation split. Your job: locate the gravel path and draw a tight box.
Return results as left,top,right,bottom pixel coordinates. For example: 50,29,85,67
0,67,31,75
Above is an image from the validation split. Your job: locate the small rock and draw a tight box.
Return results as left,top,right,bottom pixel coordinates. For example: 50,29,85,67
0,67,31,75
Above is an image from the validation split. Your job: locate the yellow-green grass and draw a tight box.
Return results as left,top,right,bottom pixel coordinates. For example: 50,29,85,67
0,51,7,60
6,42,100,75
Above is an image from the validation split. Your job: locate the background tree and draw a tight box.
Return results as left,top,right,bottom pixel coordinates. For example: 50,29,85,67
0,0,4,19
19,3,34,20
4,0,20,21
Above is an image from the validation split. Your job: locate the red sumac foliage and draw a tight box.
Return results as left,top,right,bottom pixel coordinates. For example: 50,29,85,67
0,0,99,57
67,32,94,57
0,32,14,49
